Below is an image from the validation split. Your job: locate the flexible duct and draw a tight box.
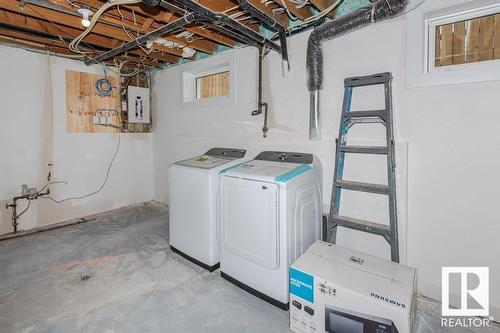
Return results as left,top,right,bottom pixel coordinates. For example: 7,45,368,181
306,0,423,140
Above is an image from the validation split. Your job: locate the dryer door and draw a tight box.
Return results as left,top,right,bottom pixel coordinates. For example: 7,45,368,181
222,177,279,271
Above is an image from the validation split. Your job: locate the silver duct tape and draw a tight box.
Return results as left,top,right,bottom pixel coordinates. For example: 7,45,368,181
309,90,320,140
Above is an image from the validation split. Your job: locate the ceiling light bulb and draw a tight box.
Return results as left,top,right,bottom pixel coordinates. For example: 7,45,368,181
78,7,92,28
81,18,90,27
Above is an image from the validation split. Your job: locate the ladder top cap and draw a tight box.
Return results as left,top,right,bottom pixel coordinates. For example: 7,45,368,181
344,72,393,87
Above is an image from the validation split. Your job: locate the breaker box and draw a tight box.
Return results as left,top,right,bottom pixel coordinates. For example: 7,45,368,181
127,86,150,124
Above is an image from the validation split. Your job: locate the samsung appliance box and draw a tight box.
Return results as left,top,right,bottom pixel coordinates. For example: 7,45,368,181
289,241,417,333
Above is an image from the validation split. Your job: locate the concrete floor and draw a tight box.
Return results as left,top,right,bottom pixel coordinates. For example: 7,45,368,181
0,203,498,333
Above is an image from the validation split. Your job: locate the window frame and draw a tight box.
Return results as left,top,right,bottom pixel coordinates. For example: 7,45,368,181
195,69,230,100
426,1,500,74
179,51,236,109
406,0,500,87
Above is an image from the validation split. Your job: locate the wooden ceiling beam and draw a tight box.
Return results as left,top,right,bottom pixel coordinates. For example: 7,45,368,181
0,35,81,55
124,3,237,48
48,0,219,53
0,34,164,68
309,0,337,19
187,0,288,28
238,0,288,27
274,0,313,21
0,27,73,49
115,56,164,68
1,0,215,55
73,1,233,49
191,0,240,13
0,8,179,63
0,0,190,57
141,17,155,31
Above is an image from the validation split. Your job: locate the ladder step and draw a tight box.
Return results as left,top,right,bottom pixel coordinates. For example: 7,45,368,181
343,110,387,121
335,179,389,195
340,145,388,154
330,214,391,236
345,72,392,87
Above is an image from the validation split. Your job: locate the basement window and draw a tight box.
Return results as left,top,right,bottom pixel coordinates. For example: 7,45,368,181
407,0,500,87
426,1,500,73
181,59,234,109
195,71,230,99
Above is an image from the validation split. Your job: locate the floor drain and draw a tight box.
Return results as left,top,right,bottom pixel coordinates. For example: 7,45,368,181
80,274,92,281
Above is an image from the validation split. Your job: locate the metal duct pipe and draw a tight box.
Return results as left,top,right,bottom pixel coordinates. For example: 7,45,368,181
306,0,424,140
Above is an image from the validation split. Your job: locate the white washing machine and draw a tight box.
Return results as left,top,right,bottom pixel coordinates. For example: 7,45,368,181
219,151,322,309
169,148,250,272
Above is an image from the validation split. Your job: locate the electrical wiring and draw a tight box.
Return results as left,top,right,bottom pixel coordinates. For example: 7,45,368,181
277,0,299,21
131,8,137,26
36,181,68,195
95,64,113,96
116,4,125,20
66,0,80,8
266,0,343,37
43,118,122,204
26,4,96,53
122,27,152,54
288,0,308,9
69,0,142,56
16,199,31,219
95,78,113,96
304,0,343,21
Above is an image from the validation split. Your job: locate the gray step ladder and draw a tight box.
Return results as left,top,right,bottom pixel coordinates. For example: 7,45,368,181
326,72,400,263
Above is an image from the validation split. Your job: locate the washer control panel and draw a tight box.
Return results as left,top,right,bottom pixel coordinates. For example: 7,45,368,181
255,151,313,164
205,148,246,159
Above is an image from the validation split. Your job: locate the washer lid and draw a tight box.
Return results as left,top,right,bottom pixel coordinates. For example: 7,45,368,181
175,155,236,169
174,147,247,169
221,159,311,183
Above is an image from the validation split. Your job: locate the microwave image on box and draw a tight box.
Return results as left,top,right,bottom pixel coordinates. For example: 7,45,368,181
325,306,399,333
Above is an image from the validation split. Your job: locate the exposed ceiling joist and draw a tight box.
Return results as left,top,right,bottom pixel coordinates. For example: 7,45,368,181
309,0,338,19
0,8,179,63
6,0,216,54
274,0,314,21
0,0,338,70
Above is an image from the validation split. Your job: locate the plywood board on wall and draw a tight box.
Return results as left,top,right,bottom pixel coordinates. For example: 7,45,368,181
65,70,120,133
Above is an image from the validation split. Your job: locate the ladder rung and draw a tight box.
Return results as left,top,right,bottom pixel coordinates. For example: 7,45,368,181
335,179,389,195
340,146,388,154
345,73,392,87
343,110,387,121
330,214,391,236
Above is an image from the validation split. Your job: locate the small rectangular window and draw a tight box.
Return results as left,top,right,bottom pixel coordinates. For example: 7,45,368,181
427,2,500,73
407,0,500,86
196,71,230,99
434,13,500,67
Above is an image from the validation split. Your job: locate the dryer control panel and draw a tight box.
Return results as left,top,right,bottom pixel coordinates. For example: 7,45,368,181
255,151,313,164
205,148,246,159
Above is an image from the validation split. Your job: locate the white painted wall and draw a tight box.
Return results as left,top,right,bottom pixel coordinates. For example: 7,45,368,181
152,1,500,316
0,45,154,235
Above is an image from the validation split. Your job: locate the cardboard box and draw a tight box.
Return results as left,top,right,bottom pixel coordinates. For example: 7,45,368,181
290,241,417,333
